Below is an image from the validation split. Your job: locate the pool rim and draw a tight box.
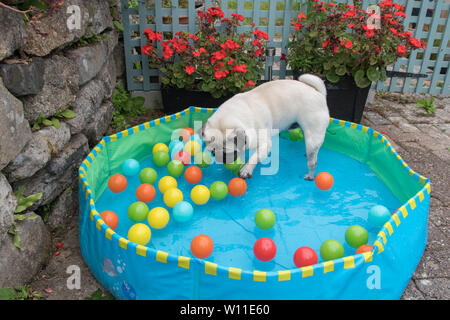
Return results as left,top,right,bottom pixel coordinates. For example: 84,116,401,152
78,106,431,283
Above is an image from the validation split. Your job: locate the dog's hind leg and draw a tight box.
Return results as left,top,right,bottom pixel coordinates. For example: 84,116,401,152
302,128,326,181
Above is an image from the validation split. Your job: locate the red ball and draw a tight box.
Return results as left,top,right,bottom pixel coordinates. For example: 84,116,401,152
136,183,156,202
100,210,119,230
356,244,374,254
253,237,277,262
174,150,191,166
228,177,247,197
191,234,214,259
108,174,127,193
315,172,334,191
185,166,203,184
181,128,195,142
293,246,318,268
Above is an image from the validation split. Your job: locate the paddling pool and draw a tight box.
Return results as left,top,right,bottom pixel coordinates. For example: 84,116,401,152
78,106,430,300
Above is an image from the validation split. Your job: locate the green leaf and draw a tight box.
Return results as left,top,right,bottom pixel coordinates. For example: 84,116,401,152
366,67,380,82
354,69,371,88
380,69,387,81
131,96,145,108
32,123,41,130
25,192,42,202
13,233,23,251
326,69,340,83
0,288,17,300
14,205,27,214
113,21,124,32
60,109,76,119
51,118,60,129
335,65,347,76
42,119,53,126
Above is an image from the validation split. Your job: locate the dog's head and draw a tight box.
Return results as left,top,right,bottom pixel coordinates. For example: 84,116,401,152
199,122,247,164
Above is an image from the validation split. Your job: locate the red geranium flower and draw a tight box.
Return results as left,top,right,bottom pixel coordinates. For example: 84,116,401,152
344,40,353,49
397,45,406,55
141,43,153,55
297,12,307,19
232,64,247,73
185,65,195,75
245,80,255,87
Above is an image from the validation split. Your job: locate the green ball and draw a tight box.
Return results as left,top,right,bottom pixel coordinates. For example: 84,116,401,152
194,152,212,168
224,158,244,172
153,150,170,167
128,201,149,222
345,225,368,248
255,209,276,230
210,181,228,200
289,128,303,141
167,160,185,177
320,240,345,261
139,168,157,184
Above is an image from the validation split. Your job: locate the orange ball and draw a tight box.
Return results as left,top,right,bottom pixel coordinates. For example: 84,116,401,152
184,166,203,184
136,184,156,203
108,174,127,193
190,234,214,259
100,210,119,230
228,177,247,197
315,172,334,191
356,244,374,254
181,127,195,142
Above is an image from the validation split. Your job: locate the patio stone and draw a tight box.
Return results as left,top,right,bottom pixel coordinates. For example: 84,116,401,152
415,279,450,300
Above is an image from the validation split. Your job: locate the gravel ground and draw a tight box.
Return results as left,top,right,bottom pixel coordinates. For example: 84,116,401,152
29,92,449,300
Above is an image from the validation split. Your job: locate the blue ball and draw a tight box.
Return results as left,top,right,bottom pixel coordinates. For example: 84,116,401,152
170,141,185,159
169,139,182,151
190,133,203,145
368,205,391,226
173,201,194,223
122,159,140,176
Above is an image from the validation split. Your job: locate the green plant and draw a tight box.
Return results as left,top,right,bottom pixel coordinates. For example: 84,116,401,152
111,85,147,130
77,29,110,47
85,289,115,300
141,6,268,98
417,97,436,115
32,109,76,130
0,285,43,300
286,0,426,88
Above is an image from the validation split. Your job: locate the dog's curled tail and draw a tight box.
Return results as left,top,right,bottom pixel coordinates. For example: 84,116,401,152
298,74,327,97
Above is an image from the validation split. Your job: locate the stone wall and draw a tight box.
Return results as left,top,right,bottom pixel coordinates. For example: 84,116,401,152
0,0,124,287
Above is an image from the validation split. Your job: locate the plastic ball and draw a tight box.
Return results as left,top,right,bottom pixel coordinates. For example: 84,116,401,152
174,150,191,166
163,187,183,208
139,168,157,185
224,157,244,171
190,133,203,144
293,246,318,268
152,143,169,154
191,185,210,205
356,244,374,254
315,172,334,191
289,128,304,141
167,160,185,177
184,166,203,184
184,140,201,156
153,150,170,167
170,141,185,159
345,225,369,248
173,201,194,223
209,181,228,200
158,176,177,194
368,205,391,227
127,223,151,245
194,151,212,168
136,184,156,203
108,174,127,193
255,209,276,230
169,139,181,151
228,177,247,197
180,128,194,142
253,237,277,262
122,159,140,176
100,210,119,230
320,240,344,261
128,201,149,222
190,234,214,259
147,207,170,229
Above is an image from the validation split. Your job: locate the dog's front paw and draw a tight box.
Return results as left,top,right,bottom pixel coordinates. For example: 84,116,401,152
238,165,253,179
304,174,315,181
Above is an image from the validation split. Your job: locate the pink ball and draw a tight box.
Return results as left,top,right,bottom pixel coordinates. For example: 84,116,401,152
174,150,191,166
253,237,277,262
293,246,318,268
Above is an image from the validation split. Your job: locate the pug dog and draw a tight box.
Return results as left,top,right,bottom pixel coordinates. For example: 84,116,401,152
199,74,330,180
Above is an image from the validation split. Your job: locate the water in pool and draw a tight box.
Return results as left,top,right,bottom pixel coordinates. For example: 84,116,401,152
96,136,401,272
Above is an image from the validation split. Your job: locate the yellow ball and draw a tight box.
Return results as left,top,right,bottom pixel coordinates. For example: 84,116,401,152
191,185,210,205
184,140,201,156
153,143,169,154
163,187,183,208
158,176,177,194
127,223,151,245
147,207,169,229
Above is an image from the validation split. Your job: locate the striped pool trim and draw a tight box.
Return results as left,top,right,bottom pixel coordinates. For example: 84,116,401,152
79,107,430,282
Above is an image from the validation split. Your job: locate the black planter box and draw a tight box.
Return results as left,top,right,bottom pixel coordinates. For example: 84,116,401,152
161,87,234,114
293,71,371,123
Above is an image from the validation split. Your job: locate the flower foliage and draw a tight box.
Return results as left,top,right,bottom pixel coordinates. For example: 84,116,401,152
286,0,426,88
142,7,268,98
